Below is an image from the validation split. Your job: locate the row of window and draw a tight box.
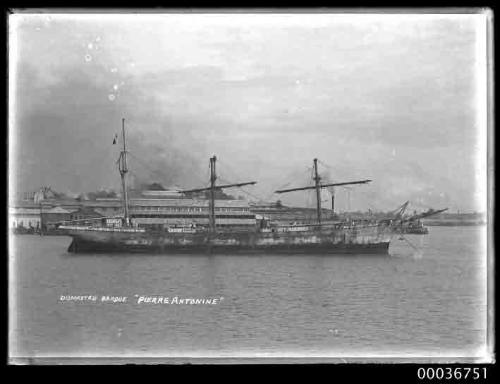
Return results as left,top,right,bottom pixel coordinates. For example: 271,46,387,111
131,214,256,219
101,207,249,213
70,215,92,220
136,224,253,229
12,219,40,228
131,207,249,213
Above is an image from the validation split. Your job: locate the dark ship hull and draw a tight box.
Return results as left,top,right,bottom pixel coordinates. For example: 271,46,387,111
64,224,391,255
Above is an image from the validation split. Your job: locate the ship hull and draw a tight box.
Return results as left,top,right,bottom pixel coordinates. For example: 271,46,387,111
68,237,390,254
65,225,392,255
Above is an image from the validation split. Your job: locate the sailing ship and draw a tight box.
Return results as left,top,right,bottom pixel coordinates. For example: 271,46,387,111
60,119,394,254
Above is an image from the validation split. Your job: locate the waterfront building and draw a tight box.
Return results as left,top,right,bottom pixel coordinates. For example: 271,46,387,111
89,197,255,229
42,206,73,230
68,206,104,222
9,202,76,230
88,188,256,228
10,188,256,231
9,206,42,229
128,198,254,228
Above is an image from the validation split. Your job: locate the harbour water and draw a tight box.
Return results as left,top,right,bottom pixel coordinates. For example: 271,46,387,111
9,226,488,362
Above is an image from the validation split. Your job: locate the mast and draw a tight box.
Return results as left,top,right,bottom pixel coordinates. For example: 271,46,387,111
274,158,372,226
118,118,130,225
209,155,217,233
39,200,43,236
178,156,257,233
313,158,322,224
331,188,335,212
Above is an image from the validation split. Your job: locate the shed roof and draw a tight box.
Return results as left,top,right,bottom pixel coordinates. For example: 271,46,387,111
45,206,72,214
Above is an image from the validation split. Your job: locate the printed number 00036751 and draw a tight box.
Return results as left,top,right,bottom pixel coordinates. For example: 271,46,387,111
417,367,487,380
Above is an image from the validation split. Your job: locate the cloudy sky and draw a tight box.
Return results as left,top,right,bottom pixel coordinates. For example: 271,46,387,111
9,12,489,212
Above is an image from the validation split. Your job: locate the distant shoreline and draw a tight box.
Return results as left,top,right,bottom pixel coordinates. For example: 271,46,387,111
423,221,486,227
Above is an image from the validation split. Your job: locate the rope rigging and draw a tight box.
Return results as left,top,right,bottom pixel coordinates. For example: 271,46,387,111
217,175,263,202
103,125,429,254
214,159,273,203
317,159,379,213
260,166,313,202
126,151,208,190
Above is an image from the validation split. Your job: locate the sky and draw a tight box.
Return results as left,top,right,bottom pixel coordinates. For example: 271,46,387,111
9,12,489,212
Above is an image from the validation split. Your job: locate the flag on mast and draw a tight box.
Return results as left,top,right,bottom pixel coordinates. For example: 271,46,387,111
112,133,118,145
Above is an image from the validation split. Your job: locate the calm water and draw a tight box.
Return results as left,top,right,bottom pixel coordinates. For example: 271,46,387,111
9,226,488,361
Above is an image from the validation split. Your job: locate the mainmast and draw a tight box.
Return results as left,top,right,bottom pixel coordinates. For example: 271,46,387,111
275,159,372,226
118,118,130,225
179,156,257,234
313,158,322,223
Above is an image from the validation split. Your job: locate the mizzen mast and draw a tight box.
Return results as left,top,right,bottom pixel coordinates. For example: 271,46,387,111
275,158,372,225
313,158,322,223
209,156,217,232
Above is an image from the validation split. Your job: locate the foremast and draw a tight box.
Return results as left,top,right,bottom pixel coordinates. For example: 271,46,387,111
118,118,130,226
